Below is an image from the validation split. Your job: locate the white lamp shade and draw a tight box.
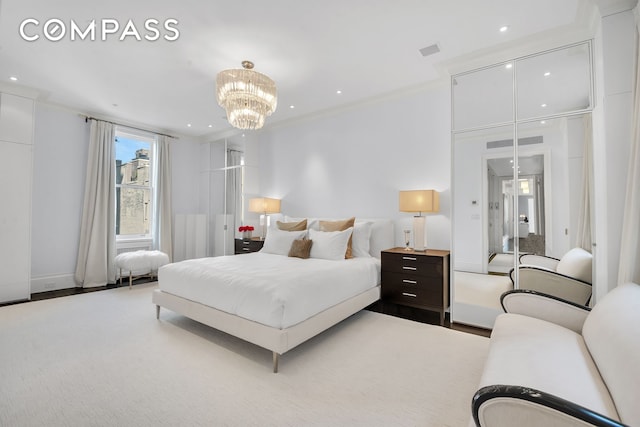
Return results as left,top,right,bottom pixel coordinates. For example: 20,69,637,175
249,197,281,214
399,190,439,213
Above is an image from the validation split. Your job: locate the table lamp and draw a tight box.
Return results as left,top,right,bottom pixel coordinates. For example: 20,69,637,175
249,197,281,240
399,190,439,251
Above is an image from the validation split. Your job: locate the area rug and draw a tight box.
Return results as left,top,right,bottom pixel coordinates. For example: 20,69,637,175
0,283,489,426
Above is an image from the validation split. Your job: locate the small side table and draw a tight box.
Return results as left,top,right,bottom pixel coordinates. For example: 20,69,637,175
234,238,264,254
381,247,450,325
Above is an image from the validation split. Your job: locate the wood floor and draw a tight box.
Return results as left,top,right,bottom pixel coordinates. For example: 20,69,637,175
366,301,492,337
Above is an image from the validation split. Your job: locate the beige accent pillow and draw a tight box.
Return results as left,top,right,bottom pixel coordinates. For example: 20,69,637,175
288,238,313,259
319,217,355,258
277,219,307,231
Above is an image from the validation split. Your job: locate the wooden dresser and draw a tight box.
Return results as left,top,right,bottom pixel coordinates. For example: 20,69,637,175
381,247,450,325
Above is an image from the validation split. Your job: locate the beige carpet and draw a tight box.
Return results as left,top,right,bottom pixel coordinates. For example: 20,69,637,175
0,283,489,426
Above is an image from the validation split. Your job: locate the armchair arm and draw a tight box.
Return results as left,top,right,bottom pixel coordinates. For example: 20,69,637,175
472,385,627,427
518,266,592,306
519,253,560,270
500,290,590,333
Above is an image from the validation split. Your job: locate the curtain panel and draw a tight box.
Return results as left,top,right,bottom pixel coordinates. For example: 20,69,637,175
74,120,116,287
618,14,640,285
153,135,173,261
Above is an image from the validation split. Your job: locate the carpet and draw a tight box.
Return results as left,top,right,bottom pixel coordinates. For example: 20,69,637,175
0,283,489,426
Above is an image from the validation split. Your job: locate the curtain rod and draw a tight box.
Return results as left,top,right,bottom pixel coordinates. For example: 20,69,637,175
83,115,179,140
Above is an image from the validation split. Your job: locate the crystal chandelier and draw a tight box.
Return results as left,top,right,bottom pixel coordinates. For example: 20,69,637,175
216,61,277,130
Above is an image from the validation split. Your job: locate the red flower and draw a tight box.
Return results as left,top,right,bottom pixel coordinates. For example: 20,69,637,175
238,226,255,232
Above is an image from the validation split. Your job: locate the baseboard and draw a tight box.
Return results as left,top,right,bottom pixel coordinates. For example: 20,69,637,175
31,274,77,294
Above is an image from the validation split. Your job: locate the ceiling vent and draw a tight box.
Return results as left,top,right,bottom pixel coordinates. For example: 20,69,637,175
419,43,440,57
487,135,543,149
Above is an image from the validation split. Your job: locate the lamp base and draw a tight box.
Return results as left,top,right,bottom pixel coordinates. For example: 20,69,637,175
413,215,426,252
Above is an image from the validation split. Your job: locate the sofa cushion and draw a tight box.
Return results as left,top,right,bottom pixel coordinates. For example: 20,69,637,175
478,313,619,422
556,248,592,283
583,283,640,426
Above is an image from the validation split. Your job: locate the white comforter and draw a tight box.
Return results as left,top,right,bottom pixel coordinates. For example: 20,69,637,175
158,253,381,329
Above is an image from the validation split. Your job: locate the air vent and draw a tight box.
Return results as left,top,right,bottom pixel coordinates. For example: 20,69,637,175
487,135,543,149
419,43,440,57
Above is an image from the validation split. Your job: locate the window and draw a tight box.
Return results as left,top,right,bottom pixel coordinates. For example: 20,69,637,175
115,128,156,240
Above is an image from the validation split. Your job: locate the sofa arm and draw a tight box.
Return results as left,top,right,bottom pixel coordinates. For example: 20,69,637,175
472,385,627,427
500,290,590,333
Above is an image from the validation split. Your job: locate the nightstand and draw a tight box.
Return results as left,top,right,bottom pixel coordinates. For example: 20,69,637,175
234,238,264,254
381,247,450,325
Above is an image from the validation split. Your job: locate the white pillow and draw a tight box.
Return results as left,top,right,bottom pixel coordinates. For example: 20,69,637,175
352,222,373,257
309,228,353,260
261,228,307,256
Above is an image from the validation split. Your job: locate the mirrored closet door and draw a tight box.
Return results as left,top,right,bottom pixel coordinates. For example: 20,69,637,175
208,136,260,256
451,42,594,329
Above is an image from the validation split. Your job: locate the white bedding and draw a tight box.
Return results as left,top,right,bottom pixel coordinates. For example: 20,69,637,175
158,252,381,329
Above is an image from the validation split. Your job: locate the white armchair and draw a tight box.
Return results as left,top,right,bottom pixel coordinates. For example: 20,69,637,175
472,283,640,427
510,247,593,306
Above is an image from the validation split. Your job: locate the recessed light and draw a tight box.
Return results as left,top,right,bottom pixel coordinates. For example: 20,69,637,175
540,120,546,124
499,26,509,33
505,63,513,69
289,105,295,109
541,103,547,108
336,90,342,94
544,72,551,77
187,123,192,127
9,76,18,81
208,124,213,128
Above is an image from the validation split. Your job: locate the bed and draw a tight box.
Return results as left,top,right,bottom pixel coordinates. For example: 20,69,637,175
153,218,393,372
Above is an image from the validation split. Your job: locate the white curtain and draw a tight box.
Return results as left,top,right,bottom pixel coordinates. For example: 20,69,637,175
618,14,640,285
576,116,593,251
75,120,116,287
153,135,173,260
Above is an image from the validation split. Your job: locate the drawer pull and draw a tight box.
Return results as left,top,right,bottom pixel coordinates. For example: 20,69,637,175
402,266,417,271
402,292,417,298
403,279,417,284
402,256,417,261
242,248,251,251
243,241,251,245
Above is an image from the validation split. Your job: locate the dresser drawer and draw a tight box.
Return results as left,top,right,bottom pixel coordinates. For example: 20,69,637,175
381,271,443,307
234,239,264,254
381,251,443,277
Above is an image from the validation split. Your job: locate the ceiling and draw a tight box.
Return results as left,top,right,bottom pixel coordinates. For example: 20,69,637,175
0,0,614,139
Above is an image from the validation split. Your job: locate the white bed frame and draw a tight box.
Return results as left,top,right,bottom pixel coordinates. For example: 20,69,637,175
153,218,394,373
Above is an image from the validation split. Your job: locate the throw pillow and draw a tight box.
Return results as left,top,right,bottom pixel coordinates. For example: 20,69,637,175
319,217,356,258
261,228,307,256
309,228,353,261
288,238,313,259
277,219,307,231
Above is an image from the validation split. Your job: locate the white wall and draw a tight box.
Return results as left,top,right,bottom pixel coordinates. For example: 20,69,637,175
255,84,452,250
30,103,202,292
31,104,89,292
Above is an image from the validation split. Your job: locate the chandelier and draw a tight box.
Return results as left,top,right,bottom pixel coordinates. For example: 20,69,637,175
216,60,277,130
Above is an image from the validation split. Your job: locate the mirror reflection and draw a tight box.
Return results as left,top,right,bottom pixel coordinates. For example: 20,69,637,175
451,41,594,329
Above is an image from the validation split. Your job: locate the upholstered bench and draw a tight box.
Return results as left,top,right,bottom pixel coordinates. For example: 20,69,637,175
114,250,170,289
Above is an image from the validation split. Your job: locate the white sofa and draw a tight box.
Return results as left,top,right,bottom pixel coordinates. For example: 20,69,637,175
471,282,640,427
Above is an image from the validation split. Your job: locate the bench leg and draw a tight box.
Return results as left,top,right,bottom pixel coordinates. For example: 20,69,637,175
129,272,133,290
272,352,279,373
156,305,160,319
